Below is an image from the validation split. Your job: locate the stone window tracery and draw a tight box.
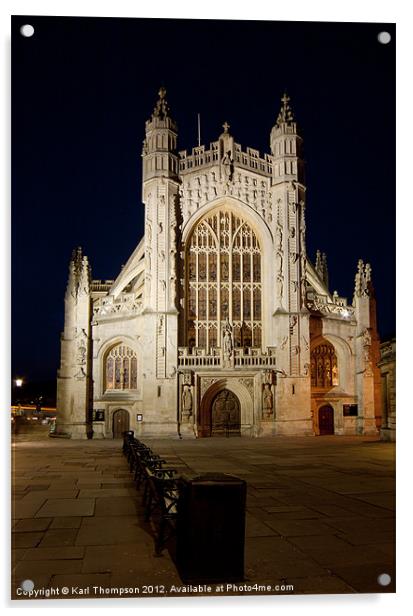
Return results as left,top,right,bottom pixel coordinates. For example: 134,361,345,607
186,209,262,349
311,342,338,388
105,344,138,390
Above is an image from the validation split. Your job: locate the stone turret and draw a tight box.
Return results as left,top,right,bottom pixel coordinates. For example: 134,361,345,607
55,247,92,439
270,93,312,435
270,92,305,185
353,259,381,434
142,87,179,183
140,88,181,436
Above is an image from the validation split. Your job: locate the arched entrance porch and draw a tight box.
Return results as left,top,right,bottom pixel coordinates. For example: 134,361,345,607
198,378,253,437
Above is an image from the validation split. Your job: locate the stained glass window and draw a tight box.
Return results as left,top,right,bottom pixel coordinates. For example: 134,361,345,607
105,344,138,390
310,343,338,388
186,209,262,349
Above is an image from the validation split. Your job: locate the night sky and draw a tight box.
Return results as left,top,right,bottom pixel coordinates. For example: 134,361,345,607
11,17,395,387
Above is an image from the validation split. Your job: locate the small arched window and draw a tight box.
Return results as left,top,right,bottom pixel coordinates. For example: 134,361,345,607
311,342,338,389
105,344,137,390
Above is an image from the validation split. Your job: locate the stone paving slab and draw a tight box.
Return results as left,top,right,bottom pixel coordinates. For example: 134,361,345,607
245,513,279,537
35,498,95,518
12,532,44,548
39,528,80,547
13,497,48,519
78,488,132,498
50,517,83,529
245,535,327,579
81,544,177,577
264,518,338,537
22,546,85,560
75,516,151,547
13,518,53,532
94,496,140,517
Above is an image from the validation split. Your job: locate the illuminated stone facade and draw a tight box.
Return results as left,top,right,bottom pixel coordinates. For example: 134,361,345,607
55,89,382,439
379,339,396,442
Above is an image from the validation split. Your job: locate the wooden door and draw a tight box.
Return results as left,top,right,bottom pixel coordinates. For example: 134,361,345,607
211,390,241,436
318,405,334,435
113,409,130,439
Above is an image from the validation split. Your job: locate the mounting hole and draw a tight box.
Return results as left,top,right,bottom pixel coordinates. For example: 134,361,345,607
20,24,34,38
21,579,34,591
377,573,391,586
377,31,391,45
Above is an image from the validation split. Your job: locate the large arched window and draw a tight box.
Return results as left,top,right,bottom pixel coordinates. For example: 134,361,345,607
311,342,338,389
105,344,138,390
186,209,262,349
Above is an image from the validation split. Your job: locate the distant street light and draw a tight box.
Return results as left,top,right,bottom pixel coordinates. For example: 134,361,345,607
15,378,23,388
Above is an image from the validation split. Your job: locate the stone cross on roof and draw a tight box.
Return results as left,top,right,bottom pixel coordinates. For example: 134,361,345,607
222,121,230,133
277,92,295,126
152,86,171,120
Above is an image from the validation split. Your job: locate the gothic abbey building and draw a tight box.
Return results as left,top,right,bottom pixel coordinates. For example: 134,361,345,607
55,89,382,439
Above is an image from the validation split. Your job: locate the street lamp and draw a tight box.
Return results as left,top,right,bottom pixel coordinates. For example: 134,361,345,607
15,378,23,388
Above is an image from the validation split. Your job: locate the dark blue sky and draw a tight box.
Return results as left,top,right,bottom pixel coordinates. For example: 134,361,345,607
12,17,395,383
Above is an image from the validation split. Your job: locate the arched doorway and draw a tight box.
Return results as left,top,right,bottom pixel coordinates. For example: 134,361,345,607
112,409,130,439
210,390,241,437
318,405,334,435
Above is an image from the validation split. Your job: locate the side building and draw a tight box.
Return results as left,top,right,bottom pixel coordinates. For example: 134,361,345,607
378,339,396,442
55,89,382,439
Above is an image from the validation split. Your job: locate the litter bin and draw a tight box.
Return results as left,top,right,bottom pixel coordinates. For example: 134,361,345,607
174,473,246,583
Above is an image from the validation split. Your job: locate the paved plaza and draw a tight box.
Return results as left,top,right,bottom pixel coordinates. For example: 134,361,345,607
11,431,395,599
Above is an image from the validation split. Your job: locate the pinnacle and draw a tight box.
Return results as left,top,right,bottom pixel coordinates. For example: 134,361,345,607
276,91,295,127
152,86,171,120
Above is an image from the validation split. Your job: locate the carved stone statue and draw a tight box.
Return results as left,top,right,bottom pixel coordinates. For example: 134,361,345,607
262,384,273,418
362,328,371,347
276,251,283,274
222,151,234,183
277,274,284,300
77,339,87,365
276,224,283,250
182,386,193,413
223,326,232,357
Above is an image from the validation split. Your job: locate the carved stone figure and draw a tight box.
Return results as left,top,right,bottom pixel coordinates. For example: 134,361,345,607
182,370,192,386
222,151,233,183
146,221,152,243
276,251,283,273
277,274,284,300
182,386,193,414
263,370,273,385
276,224,283,250
77,339,87,365
223,323,233,358
262,384,273,417
362,328,371,347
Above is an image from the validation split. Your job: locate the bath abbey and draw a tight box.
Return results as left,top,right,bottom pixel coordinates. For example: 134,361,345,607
55,89,382,439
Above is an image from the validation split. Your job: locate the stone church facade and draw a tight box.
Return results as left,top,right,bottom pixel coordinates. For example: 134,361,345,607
55,89,381,439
